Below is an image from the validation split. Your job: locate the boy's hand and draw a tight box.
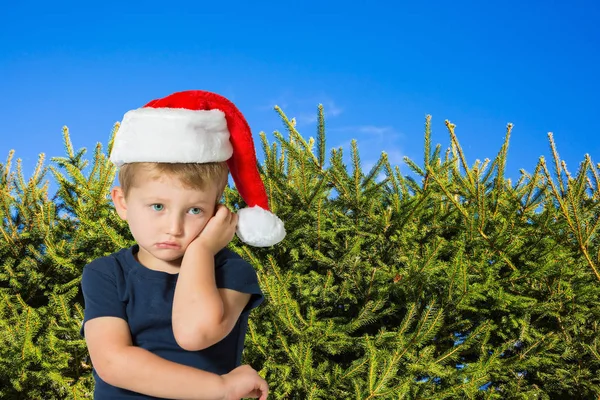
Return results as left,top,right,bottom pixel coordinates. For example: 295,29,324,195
222,365,268,400
190,204,238,255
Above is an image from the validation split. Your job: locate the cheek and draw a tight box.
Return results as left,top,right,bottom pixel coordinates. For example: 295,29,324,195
128,209,153,232
197,216,212,232
186,216,210,236
128,208,144,223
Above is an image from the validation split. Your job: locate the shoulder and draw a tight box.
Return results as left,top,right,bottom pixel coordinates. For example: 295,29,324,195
80,249,133,329
214,248,264,311
215,247,245,265
214,248,261,290
82,247,134,281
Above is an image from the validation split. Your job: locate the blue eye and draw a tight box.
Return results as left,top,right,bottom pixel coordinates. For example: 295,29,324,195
189,207,202,215
152,204,164,211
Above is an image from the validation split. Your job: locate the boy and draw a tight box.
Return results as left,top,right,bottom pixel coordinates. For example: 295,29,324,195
80,90,286,399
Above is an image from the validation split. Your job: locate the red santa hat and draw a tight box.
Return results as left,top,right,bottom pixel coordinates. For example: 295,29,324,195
110,90,285,247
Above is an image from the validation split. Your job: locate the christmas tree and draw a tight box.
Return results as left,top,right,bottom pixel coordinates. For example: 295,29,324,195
0,107,599,399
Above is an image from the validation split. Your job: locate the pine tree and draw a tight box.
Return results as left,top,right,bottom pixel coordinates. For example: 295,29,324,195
0,108,599,399
233,110,599,399
0,125,129,398
0,145,93,399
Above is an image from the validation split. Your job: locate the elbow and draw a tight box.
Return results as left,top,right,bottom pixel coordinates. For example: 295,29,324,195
94,350,126,387
97,368,119,388
174,332,208,351
173,321,223,351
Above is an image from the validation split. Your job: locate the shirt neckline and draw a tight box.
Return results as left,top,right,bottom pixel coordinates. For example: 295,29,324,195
125,245,180,281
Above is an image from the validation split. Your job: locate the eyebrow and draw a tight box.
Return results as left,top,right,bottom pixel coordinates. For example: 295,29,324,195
141,197,212,205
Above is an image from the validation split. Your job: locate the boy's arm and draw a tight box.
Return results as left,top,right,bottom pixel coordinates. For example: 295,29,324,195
85,316,267,400
172,244,251,351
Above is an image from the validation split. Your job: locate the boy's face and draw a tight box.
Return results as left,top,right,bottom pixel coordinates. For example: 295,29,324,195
111,171,219,271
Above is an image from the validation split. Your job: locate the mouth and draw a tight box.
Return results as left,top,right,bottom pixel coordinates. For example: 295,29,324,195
156,242,181,249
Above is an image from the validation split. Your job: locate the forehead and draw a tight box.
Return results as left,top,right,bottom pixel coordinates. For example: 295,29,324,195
130,173,216,201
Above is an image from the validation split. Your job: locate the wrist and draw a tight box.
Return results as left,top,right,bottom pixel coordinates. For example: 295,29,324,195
185,239,216,258
218,375,229,400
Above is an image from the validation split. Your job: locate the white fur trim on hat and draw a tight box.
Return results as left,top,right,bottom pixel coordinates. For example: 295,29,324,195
236,206,286,247
110,107,233,166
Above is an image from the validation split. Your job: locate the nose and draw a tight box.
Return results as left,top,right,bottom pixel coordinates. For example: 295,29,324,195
167,214,184,236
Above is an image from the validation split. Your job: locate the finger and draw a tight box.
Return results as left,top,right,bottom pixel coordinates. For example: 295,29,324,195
223,206,235,224
215,204,230,220
229,212,238,228
246,388,264,399
226,209,235,224
260,380,269,400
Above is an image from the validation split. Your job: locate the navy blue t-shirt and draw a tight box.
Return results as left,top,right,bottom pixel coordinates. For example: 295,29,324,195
80,245,264,399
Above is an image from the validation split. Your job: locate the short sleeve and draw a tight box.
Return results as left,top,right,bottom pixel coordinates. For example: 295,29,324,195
215,249,264,312
80,260,128,336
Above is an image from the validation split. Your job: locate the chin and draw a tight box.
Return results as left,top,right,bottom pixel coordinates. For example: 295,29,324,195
143,247,184,263
158,252,185,262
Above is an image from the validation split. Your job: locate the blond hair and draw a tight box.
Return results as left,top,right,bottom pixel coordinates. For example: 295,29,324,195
118,162,229,201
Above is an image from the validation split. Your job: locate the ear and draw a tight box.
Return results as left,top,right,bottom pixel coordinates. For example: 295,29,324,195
111,186,128,220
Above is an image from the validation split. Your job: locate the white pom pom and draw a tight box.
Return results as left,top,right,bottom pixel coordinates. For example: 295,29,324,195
236,206,286,247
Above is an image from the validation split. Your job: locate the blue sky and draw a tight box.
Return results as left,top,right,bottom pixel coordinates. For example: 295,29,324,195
1,1,599,188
